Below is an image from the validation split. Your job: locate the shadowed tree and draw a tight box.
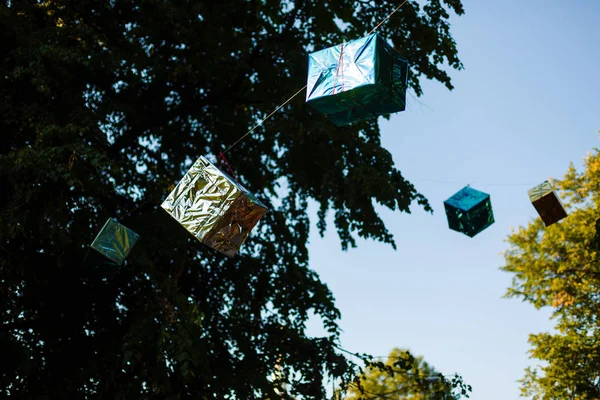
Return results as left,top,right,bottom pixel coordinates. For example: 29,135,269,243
1,0,466,398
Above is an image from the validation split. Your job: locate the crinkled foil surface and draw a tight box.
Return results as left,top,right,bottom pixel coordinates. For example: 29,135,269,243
527,180,554,202
444,186,489,212
306,33,408,126
161,156,268,257
307,34,377,100
91,218,140,265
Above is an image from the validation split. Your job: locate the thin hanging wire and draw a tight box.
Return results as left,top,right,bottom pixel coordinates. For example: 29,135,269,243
368,0,408,35
222,85,307,154
415,179,539,188
221,1,410,154
115,199,151,220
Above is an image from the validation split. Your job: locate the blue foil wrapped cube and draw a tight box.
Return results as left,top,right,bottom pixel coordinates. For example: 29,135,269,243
91,218,140,265
306,33,408,126
444,186,494,237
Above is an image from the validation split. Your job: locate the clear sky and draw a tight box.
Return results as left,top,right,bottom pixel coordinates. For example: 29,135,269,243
305,1,600,399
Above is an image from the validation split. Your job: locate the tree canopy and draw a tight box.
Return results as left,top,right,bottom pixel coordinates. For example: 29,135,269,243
344,348,465,400
1,0,466,398
502,146,600,399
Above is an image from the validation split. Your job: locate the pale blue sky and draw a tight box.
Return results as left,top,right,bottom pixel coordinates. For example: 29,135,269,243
305,1,600,399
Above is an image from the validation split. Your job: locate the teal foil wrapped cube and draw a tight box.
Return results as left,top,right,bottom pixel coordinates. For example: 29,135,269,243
306,33,408,126
444,186,494,238
91,218,140,265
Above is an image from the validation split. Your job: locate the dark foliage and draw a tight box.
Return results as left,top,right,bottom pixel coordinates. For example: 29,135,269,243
1,0,464,398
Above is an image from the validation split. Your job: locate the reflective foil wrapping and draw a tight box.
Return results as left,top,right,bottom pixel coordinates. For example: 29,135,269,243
91,218,140,265
528,180,567,227
444,186,495,238
306,33,408,126
161,156,268,257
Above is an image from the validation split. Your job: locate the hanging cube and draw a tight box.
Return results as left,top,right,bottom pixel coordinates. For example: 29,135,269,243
161,156,268,257
444,186,495,238
528,180,567,227
91,218,140,265
306,32,409,126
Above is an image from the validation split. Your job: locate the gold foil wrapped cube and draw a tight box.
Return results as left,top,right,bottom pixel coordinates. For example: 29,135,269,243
528,180,567,227
161,156,268,257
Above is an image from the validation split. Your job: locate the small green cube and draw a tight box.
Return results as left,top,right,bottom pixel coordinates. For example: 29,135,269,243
91,218,139,265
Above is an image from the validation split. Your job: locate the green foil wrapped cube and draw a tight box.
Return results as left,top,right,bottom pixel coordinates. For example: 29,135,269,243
444,186,495,238
161,156,268,257
306,33,408,126
91,218,140,265
528,180,567,227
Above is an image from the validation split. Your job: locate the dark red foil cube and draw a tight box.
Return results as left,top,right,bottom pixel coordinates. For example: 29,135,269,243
528,181,567,227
